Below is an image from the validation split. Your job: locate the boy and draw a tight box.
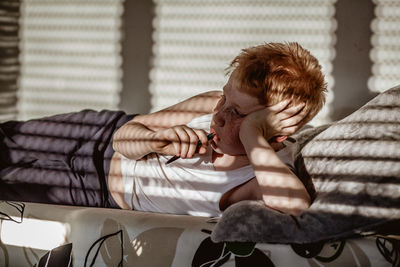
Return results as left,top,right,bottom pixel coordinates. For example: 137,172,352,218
109,42,327,217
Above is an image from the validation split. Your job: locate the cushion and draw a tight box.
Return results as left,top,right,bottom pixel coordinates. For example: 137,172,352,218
211,85,400,244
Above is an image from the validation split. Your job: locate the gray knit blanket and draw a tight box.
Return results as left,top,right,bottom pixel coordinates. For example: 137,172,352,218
212,85,400,244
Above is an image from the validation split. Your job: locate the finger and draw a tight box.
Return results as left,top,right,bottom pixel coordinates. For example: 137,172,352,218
174,126,190,158
198,146,207,154
282,104,308,127
279,102,306,120
195,129,208,146
267,99,291,113
166,129,181,156
194,129,209,154
184,127,200,158
280,125,299,136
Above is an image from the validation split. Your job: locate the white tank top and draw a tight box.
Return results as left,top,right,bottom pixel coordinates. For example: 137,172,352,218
120,114,295,217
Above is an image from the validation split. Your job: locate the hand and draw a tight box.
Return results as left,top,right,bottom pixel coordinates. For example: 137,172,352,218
240,99,308,140
150,125,209,158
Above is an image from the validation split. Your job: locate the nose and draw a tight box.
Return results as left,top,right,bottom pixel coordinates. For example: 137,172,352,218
214,109,225,127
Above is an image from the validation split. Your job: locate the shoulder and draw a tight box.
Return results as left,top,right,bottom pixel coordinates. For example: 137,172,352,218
219,177,260,211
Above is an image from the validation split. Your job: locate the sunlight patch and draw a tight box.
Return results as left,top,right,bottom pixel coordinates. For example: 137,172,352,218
1,217,69,250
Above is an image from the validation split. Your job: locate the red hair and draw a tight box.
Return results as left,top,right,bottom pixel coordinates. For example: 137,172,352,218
227,42,327,123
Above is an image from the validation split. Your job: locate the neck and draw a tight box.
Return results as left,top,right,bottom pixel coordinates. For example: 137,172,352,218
212,150,250,170
212,141,285,171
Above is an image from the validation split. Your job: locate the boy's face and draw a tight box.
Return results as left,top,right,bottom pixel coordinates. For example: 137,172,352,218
210,71,265,155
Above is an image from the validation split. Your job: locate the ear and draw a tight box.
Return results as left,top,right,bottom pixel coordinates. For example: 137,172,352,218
274,135,288,143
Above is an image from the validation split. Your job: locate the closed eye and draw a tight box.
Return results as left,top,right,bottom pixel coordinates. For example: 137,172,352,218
233,108,245,117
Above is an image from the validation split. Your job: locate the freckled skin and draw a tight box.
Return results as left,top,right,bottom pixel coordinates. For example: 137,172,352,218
210,71,265,156
210,105,246,155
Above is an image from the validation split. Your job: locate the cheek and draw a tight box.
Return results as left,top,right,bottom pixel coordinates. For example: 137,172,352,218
222,119,243,144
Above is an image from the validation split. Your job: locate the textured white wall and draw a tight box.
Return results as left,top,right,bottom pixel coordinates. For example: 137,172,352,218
17,0,124,120
149,0,337,126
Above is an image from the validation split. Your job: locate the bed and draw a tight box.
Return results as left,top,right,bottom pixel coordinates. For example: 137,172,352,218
1,85,399,266
0,201,397,266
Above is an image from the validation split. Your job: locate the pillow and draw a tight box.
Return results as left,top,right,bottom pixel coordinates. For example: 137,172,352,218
211,85,400,244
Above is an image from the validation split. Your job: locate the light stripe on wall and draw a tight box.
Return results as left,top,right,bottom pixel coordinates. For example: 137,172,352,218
150,0,337,126
17,0,124,120
0,0,20,122
369,0,400,93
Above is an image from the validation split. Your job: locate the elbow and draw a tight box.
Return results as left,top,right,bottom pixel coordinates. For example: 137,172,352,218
112,141,118,154
264,194,311,217
289,198,310,217
112,132,120,153
112,125,126,153
289,192,311,216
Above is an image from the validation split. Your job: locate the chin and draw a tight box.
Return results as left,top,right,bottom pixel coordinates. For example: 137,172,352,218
211,141,244,156
211,141,223,154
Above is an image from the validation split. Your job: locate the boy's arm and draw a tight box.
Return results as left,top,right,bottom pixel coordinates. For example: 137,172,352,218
237,100,311,216
113,91,221,160
239,126,310,216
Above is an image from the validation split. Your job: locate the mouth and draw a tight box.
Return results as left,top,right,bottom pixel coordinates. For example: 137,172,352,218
212,133,219,142
209,127,220,142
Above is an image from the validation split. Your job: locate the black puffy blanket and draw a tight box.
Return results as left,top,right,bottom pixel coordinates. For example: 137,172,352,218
0,109,133,208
